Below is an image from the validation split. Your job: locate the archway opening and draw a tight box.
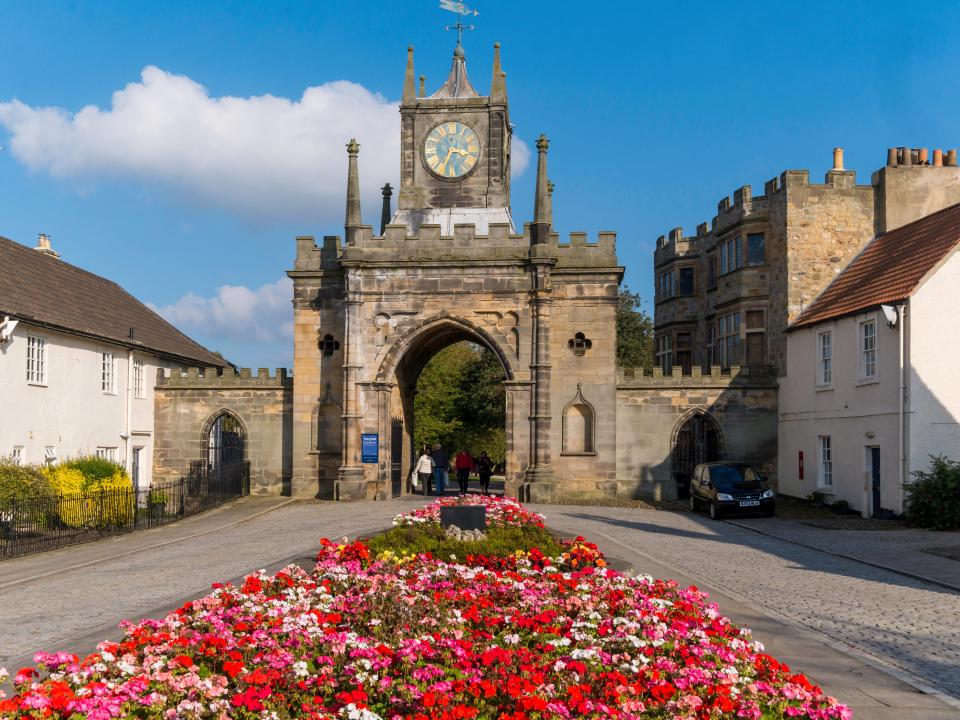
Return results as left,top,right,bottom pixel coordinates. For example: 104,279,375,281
671,411,721,497
400,339,507,497
206,412,245,470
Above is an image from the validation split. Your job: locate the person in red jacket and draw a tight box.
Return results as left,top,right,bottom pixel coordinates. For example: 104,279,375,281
454,449,473,495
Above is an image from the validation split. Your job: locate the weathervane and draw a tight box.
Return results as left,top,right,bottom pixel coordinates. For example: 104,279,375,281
439,0,478,49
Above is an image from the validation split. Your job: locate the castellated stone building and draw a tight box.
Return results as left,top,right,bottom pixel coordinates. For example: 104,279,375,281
151,40,960,504
653,146,960,378
651,145,960,494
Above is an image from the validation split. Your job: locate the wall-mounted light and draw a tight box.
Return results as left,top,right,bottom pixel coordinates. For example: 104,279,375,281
0,315,19,343
881,304,900,328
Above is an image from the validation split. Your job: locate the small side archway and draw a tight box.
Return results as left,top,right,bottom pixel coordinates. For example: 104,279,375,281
202,410,247,469
671,409,723,496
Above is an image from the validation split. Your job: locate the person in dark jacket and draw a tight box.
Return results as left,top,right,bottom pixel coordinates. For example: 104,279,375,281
477,451,493,495
431,444,449,496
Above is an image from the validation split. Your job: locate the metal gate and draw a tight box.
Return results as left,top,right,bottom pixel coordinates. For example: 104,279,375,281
672,412,721,496
390,418,403,497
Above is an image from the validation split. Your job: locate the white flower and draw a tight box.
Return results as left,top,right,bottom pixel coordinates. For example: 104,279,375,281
341,703,383,719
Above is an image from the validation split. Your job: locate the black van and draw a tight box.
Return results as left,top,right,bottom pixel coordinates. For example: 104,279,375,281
688,462,776,519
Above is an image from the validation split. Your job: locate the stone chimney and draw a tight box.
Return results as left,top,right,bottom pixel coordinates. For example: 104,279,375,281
832,147,844,170
34,233,59,258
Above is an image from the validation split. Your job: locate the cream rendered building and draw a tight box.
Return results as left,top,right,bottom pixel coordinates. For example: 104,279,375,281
779,204,960,515
0,234,225,488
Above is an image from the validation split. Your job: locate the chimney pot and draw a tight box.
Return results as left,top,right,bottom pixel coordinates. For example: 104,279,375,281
933,149,944,167
901,147,913,166
34,233,59,258
948,149,958,167
887,148,897,166
832,147,844,170
918,148,929,165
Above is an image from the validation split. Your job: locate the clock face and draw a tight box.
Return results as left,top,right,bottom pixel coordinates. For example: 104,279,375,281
423,121,481,178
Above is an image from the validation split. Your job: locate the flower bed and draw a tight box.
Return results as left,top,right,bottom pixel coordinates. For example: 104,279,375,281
393,494,546,529
0,500,850,719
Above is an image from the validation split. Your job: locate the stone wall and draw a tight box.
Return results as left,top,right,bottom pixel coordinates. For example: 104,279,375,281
615,366,778,500
154,368,293,495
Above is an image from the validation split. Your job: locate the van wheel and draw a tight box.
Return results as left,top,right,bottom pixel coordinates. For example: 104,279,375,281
709,502,722,520
688,494,698,512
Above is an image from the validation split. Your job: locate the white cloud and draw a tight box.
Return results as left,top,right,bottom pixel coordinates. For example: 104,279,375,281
0,66,531,223
151,276,293,345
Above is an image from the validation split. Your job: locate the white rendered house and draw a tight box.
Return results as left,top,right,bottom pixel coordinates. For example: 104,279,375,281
779,204,960,515
0,234,225,489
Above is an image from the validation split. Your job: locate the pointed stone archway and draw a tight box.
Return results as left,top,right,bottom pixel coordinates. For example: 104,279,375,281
367,314,523,500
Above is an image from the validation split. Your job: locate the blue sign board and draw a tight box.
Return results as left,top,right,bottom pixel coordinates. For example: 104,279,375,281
361,433,379,464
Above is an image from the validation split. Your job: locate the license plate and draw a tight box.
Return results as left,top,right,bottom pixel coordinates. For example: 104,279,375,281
739,500,760,507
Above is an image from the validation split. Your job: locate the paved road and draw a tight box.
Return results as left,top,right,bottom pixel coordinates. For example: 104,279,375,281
2,497,958,719
535,506,960,715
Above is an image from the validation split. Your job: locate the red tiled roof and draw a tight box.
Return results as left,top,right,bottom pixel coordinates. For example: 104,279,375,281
0,236,226,367
790,203,960,329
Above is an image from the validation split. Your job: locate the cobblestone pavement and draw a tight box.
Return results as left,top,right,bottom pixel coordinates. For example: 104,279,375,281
534,506,960,700
0,497,425,668
728,516,960,589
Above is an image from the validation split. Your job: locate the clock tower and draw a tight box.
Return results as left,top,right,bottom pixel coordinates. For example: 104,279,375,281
394,41,514,233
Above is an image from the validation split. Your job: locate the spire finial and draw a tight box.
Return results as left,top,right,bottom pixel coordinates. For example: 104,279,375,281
418,74,426,98
491,42,505,100
402,45,415,103
531,134,552,245
441,0,477,55
345,139,362,244
380,183,393,236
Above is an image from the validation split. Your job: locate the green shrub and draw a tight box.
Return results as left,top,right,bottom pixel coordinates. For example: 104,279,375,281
61,455,130,488
905,455,960,530
367,524,563,561
0,460,54,510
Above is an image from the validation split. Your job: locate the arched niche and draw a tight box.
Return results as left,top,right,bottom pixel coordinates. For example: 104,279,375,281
561,384,596,455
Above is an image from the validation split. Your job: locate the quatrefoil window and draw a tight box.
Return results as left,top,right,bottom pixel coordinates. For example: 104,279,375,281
568,332,593,357
319,333,341,357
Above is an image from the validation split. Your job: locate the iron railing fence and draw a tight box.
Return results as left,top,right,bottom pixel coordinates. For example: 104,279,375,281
0,461,249,560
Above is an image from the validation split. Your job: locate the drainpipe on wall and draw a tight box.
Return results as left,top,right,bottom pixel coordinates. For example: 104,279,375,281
125,349,134,476
897,305,907,514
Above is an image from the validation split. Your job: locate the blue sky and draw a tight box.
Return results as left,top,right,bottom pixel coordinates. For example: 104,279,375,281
3,0,959,368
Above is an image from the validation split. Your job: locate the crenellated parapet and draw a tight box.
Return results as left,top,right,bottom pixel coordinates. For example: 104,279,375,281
616,364,777,388
156,366,293,388
291,224,618,268
654,226,701,267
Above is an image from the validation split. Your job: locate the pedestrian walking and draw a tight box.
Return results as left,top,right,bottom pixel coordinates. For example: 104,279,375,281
415,445,434,495
455,449,472,494
477,451,493,495
431,444,449,496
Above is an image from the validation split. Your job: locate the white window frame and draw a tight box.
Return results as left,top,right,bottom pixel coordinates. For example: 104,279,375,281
26,335,47,386
11,446,24,465
818,435,833,488
817,330,832,386
102,352,117,394
859,319,877,380
133,358,145,399
95,446,118,462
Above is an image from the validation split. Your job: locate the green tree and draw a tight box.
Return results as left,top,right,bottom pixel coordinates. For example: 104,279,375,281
414,342,507,463
616,286,654,368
